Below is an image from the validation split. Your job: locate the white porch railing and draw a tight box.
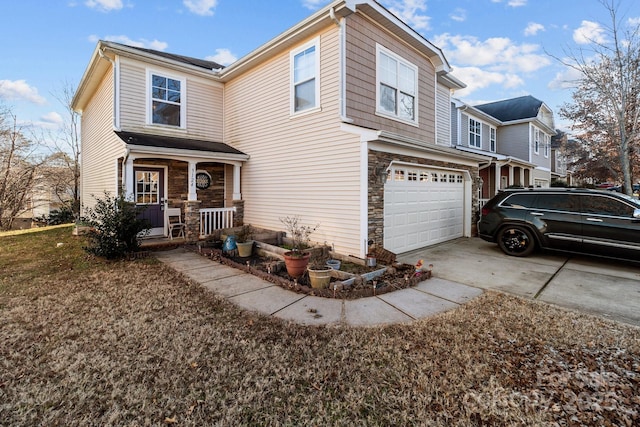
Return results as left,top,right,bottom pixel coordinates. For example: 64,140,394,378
200,207,236,237
479,198,489,212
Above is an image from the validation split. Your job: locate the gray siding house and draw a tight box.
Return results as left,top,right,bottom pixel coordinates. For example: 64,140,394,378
451,95,556,204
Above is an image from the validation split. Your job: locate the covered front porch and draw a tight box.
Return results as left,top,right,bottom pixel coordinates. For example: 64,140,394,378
116,131,249,242
478,156,536,207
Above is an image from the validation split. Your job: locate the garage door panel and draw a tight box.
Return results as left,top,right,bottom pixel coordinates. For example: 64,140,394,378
384,167,464,253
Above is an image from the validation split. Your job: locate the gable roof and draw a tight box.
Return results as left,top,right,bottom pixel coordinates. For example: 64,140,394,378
474,95,543,122
110,42,224,71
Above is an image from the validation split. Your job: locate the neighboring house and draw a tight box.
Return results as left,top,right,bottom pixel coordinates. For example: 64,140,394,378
72,0,489,257
550,131,572,185
451,95,556,204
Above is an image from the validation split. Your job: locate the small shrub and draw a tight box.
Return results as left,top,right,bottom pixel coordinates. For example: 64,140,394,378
82,192,151,260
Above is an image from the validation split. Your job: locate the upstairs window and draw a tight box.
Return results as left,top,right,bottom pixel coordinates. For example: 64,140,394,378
534,128,540,154
469,118,481,148
544,134,550,157
150,72,184,127
376,45,418,123
490,127,496,152
291,38,320,114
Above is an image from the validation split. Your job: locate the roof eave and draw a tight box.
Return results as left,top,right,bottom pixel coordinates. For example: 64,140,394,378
127,144,249,162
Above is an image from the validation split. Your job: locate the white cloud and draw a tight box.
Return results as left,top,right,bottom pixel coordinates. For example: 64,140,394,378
490,0,527,6
85,0,123,12
524,22,544,36
573,20,607,44
384,0,431,31
205,48,237,66
449,67,523,97
0,80,47,105
434,34,550,73
183,0,218,16
450,8,466,23
91,34,168,51
40,111,64,126
548,65,583,90
433,33,550,96
628,17,640,26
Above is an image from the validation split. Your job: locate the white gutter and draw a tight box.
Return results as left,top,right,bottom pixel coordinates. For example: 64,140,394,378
98,48,120,131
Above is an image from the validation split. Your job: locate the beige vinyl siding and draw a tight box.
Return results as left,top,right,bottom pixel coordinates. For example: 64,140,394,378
225,25,363,256
344,12,436,141
435,83,450,146
118,57,224,141
80,70,124,211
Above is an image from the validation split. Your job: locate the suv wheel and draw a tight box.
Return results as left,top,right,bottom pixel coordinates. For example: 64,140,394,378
497,226,535,257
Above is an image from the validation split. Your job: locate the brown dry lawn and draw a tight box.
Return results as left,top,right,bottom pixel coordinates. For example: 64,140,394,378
1,227,639,426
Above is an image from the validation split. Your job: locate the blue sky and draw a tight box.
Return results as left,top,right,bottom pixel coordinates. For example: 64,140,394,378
2,0,639,139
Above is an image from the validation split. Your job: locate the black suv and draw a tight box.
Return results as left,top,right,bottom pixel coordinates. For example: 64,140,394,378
478,188,640,259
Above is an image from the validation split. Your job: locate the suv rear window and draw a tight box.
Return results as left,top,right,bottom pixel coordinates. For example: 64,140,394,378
582,195,634,217
500,193,537,209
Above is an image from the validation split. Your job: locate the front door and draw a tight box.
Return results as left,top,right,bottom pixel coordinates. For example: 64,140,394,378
134,167,165,236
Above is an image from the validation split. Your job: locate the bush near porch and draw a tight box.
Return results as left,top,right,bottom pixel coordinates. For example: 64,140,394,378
0,227,639,426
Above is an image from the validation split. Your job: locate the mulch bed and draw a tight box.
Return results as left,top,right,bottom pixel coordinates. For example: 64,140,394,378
189,246,431,299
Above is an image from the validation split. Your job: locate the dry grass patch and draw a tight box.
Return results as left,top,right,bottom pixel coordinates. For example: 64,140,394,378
1,229,639,425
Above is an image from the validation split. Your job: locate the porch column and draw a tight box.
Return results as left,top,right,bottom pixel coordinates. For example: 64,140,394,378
124,156,134,198
508,166,514,188
494,162,501,192
183,200,201,243
519,168,525,187
187,161,198,201
233,164,242,200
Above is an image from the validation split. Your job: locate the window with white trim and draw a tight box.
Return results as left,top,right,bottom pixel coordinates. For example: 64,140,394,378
469,118,481,148
490,127,496,152
291,38,320,114
544,134,550,157
534,128,540,154
376,45,418,123
149,72,184,127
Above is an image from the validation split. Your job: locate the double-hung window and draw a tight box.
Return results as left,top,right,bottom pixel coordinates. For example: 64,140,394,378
291,38,320,114
149,72,184,127
469,118,481,148
376,45,418,123
544,134,550,157
490,127,496,152
534,128,540,154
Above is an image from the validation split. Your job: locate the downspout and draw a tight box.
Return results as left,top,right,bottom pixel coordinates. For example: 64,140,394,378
121,147,130,197
98,47,119,131
330,7,353,124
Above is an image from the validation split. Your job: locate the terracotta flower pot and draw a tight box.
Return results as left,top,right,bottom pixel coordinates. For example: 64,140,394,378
283,251,311,279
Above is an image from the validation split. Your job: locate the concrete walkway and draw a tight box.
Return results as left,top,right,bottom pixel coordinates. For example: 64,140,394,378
154,248,483,327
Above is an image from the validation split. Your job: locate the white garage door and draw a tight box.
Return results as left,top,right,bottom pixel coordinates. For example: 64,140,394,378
384,166,464,254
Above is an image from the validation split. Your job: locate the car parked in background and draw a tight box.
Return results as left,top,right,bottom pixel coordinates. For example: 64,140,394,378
478,188,640,260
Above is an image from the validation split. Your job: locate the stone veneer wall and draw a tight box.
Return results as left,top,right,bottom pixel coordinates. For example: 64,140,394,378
367,150,480,248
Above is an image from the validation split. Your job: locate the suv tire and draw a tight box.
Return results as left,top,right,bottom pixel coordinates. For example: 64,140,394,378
497,226,535,257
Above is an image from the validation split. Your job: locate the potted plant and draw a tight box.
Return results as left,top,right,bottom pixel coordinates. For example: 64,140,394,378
279,215,319,279
307,264,333,288
235,224,255,257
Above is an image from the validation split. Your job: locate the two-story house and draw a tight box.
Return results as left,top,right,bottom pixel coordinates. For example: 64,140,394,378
72,0,489,258
451,95,556,205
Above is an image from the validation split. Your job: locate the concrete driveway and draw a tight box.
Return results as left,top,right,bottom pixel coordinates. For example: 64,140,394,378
398,237,640,327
